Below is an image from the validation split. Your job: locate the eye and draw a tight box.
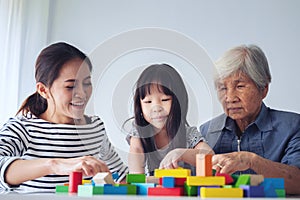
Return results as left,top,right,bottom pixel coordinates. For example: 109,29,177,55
83,82,92,87
66,85,75,90
162,98,171,102
237,84,245,89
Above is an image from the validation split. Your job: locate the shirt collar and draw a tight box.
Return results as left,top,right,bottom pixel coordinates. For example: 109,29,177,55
211,102,272,133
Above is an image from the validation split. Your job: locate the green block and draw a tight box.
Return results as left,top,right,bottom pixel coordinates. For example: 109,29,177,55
235,175,250,187
126,174,146,183
184,182,197,196
223,185,233,188
275,189,286,197
77,185,104,197
55,185,69,193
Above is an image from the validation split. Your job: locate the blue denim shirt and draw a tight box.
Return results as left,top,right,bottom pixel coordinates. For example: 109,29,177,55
199,103,300,174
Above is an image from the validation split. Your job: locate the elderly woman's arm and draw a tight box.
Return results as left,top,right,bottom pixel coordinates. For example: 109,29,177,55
212,151,300,195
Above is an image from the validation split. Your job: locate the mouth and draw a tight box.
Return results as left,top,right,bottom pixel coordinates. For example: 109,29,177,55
70,101,85,109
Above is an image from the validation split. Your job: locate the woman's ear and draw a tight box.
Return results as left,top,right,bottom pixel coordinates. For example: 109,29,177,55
262,84,269,99
36,82,49,99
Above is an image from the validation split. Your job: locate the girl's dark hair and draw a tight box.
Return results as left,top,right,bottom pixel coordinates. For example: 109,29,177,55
134,63,189,153
17,42,92,117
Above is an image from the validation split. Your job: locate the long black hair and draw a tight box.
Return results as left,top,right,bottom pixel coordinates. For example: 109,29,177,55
17,42,92,117
133,63,189,153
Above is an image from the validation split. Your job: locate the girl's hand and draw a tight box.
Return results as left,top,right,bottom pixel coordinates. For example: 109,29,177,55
50,155,110,176
159,148,185,169
212,151,254,174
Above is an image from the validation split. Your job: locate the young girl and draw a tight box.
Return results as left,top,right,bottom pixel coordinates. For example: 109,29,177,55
126,63,213,175
0,42,128,193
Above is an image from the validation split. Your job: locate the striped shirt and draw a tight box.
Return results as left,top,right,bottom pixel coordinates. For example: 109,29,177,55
0,115,128,193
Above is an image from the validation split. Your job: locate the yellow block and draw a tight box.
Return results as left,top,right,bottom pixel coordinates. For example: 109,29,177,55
201,187,243,198
186,176,225,186
154,168,191,178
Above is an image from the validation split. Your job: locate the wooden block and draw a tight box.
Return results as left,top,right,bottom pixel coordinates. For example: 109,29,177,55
162,176,175,188
77,185,104,196
148,187,184,196
184,183,197,196
200,187,243,198
146,176,159,184
249,174,264,186
240,185,264,197
196,154,212,176
55,185,69,193
92,172,115,185
234,174,250,187
131,183,156,195
154,168,191,178
126,173,146,183
215,173,234,184
186,176,225,186
103,185,127,195
115,184,137,195
69,171,82,193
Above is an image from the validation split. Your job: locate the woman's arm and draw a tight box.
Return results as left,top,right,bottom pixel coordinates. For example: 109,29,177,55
212,152,300,195
128,137,145,174
4,156,109,186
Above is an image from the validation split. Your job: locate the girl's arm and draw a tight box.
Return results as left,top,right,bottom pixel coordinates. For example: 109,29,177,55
128,137,145,174
159,142,214,169
4,156,110,186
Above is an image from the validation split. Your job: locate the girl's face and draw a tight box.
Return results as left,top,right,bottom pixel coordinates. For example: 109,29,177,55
42,58,92,124
140,85,172,131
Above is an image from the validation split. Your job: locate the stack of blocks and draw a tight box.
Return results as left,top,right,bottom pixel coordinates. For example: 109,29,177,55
55,154,286,198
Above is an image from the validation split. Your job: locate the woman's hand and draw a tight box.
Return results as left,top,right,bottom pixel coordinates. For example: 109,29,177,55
212,151,254,174
50,155,110,176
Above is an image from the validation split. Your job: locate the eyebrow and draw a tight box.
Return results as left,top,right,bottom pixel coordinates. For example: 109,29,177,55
64,76,91,83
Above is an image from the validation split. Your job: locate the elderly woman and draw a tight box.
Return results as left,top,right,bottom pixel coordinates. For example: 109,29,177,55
200,44,300,195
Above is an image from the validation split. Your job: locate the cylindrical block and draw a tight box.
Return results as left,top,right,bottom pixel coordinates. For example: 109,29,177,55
69,171,82,193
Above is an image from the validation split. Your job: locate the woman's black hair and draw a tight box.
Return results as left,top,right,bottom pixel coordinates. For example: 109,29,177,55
17,42,92,117
133,63,189,153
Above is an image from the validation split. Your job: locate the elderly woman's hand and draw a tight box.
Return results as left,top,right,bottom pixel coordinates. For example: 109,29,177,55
212,151,255,174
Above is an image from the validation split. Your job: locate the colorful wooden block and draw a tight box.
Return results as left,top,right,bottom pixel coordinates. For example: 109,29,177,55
115,184,137,195
186,176,225,186
240,185,264,197
154,168,191,178
148,187,184,196
196,154,212,176
131,183,156,195
234,174,250,187
77,185,104,196
249,174,264,186
103,185,127,195
215,173,234,184
200,187,243,198
55,185,69,193
162,176,175,188
68,171,82,193
126,173,146,183
92,172,115,185
184,183,197,196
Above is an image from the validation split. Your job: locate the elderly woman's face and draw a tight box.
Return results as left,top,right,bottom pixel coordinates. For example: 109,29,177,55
216,72,268,125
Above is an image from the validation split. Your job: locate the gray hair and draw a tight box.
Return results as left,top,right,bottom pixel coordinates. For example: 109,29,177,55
214,44,272,90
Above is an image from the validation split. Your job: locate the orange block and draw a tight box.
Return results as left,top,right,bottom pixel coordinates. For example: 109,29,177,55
196,154,212,176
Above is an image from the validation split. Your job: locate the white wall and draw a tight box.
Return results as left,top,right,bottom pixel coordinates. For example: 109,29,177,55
16,0,300,163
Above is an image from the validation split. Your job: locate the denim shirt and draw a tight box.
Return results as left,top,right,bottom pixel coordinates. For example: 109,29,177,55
199,103,300,174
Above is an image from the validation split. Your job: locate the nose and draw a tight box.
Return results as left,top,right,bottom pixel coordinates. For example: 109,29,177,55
225,88,239,103
74,85,87,99
151,105,163,113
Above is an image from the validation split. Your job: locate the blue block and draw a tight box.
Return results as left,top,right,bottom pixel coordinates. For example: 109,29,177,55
261,178,284,189
240,185,264,197
162,177,175,188
132,183,156,195
103,185,127,195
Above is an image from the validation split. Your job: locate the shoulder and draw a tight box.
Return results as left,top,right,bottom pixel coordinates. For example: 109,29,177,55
199,113,227,136
266,107,300,130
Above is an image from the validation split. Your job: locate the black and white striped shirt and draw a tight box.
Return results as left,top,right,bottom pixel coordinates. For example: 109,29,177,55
0,115,128,193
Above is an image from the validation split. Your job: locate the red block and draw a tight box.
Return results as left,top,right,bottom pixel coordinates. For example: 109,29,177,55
148,187,184,196
69,171,82,193
215,172,234,185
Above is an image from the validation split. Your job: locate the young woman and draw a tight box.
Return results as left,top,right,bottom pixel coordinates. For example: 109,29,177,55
126,63,213,175
0,42,128,193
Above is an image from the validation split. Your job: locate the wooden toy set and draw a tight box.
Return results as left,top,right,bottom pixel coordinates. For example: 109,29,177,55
55,154,286,198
